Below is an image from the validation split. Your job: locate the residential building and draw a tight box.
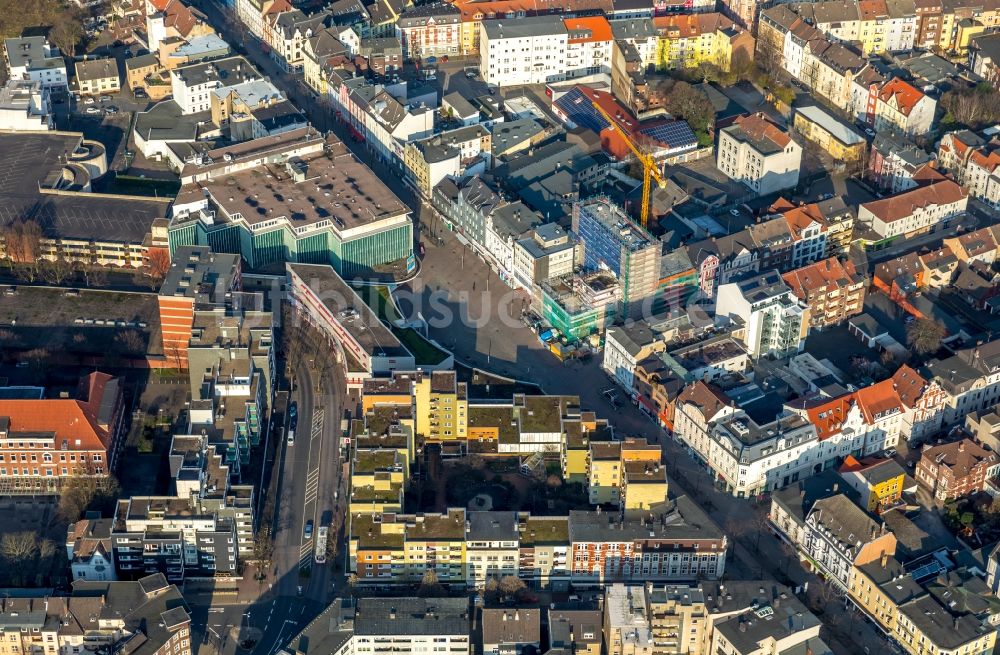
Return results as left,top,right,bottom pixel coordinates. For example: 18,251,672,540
286,263,415,387
267,9,328,73
0,131,171,268
0,79,52,131
3,37,67,88
512,223,577,295
708,586,824,655
870,77,937,136
0,372,125,495
66,517,116,581
925,338,1000,428
484,202,544,282
466,511,520,588
604,584,653,655
603,323,666,392
520,517,570,588
481,608,540,655
621,460,668,510
146,0,215,52
916,438,1000,502
838,455,907,512
572,197,661,319
432,175,503,247
398,3,461,60
413,371,468,441
652,13,751,72
801,494,897,589
716,270,809,358
564,16,614,78
970,31,1000,85
480,17,568,87
781,257,866,329
645,584,708,655
549,608,602,655
966,402,1000,452
716,113,802,196
404,137,461,198
169,128,414,274
353,598,471,655
170,56,259,115
869,131,936,194
74,57,121,96
0,575,194,655
857,179,968,242
792,105,866,166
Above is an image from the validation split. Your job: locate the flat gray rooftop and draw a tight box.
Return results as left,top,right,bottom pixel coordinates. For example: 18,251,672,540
0,131,171,242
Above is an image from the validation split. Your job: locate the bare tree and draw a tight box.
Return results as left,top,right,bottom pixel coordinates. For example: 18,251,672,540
0,532,39,583
252,526,275,582
2,219,43,281
907,318,947,357
498,575,526,599
418,569,445,596
115,329,146,355
40,256,73,285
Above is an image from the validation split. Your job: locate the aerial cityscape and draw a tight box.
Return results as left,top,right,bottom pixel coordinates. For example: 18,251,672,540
1,0,1000,653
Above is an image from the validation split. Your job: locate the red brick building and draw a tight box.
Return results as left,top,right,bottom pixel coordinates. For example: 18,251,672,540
916,438,1000,503
0,372,125,494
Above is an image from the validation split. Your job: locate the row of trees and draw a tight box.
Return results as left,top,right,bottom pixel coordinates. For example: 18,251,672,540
941,84,1000,131
1,219,171,288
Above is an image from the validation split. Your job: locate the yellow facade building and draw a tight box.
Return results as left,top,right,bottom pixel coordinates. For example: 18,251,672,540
652,13,752,72
414,370,468,441
793,105,867,166
622,461,668,511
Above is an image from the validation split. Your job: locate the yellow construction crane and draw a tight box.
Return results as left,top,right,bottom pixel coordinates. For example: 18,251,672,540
591,101,665,229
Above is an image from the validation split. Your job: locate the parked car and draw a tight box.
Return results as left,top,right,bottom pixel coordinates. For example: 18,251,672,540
884,448,897,458
865,128,876,137
84,97,95,105
99,95,112,102
304,520,314,540
85,107,101,115
104,106,119,115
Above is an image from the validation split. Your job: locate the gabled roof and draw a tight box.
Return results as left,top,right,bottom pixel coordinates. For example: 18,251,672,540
854,377,907,424
676,381,731,422
891,364,928,408
805,394,855,440
563,15,613,43
782,257,863,300
877,77,927,116
861,180,966,224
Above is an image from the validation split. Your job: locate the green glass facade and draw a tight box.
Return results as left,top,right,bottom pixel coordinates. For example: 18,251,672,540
167,220,413,274
541,292,617,343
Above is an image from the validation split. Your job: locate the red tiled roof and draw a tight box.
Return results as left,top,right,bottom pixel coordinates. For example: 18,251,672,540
861,180,966,224
564,16,613,43
854,377,906,424
782,257,862,300
890,364,928,409
732,112,792,149
806,395,854,440
451,0,613,22
877,78,926,117
676,382,731,421
653,12,733,37
0,373,117,452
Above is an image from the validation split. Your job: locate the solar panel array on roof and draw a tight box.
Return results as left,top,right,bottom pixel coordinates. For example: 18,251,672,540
638,120,697,149
555,87,610,133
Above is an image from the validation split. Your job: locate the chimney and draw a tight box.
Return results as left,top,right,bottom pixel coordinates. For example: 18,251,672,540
832,482,839,492
880,552,888,568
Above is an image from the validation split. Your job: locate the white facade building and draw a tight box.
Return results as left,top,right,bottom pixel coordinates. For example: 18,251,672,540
858,179,968,240
480,17,568,87
716,270,809,359
716,113,802,196
3,37,67,89
0,79,52,131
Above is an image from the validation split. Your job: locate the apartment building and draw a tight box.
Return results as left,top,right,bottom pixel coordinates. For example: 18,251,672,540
838,456,908,512
781,257,866,329
716,113,802,196
716,270,809,359
351,501,726,586
925,338,1000,428
466,511,520,587
480,17,568,86
604,584,653,655
0,372,125,495
353,598,471,655
563,16,614,78
266,9,328,72
3,37,67,88
549,608,602,655
0,576,192,655
0,131,171,269
169,56,259,114
857,179,968,242
603,323,666,393
511,223,577,296
74,57,121,96
707,588,823,655
970,31,1000,85
481,609,540,655
802,494,897,589
146,0,215,51
938,130,1000,209
587,437,660,505
870,131,937,194
871,78,937,137
398,2,461,60
916,438,1000,502
652,13,750,72
572,198,661,319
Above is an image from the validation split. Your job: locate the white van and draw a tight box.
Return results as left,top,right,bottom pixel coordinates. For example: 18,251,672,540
287,429,295,445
